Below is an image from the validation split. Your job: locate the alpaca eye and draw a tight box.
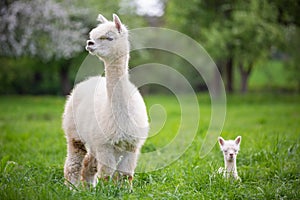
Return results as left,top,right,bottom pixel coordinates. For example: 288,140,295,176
99,36,113,41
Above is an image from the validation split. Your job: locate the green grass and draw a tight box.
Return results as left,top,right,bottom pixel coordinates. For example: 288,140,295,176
0,94,299,199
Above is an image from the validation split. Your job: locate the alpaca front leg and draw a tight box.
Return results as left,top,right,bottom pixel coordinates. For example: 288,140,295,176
236,175,241,181
117,152,138,191
64,139,87,187
233,171,241,181
95,148,117,182
64,156,84,187
96,163,116,182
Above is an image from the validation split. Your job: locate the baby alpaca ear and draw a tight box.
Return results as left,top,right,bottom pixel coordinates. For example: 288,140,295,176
218,137,225,147
235,136,242,145
97,14,108,23
113,13,122,33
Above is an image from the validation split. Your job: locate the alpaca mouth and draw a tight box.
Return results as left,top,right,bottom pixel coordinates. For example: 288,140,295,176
228,157,234,162
86,45,95,52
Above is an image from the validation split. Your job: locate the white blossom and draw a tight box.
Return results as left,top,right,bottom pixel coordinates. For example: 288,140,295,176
0,0,88,60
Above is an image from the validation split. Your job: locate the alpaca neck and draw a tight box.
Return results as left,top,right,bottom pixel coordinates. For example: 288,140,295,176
104,53,130,100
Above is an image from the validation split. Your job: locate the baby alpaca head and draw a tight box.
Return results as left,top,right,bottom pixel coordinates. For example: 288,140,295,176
218,136,241,162
86,14,129,61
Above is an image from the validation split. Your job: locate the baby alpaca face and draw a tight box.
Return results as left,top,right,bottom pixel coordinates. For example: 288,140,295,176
218,136,241,162
86,14,128,60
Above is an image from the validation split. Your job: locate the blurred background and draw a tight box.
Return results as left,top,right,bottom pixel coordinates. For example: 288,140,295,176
0,0,299,95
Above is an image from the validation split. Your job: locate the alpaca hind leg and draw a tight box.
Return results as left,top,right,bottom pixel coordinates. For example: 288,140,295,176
81,153,97,187
64,138,87,187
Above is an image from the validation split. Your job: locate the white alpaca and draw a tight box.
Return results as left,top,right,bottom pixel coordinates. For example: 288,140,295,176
218,136,241,180
62,14,149,189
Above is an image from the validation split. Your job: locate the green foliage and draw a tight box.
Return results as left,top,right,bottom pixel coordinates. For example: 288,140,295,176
0,0,299,95
165,0,291,93
230,1,283,64
0,57,60,94
284,26,300,91
129,49,207,93
0,94,299,199
74,0,147,29
0,0,148,95
166,0,284,62
248,60,297,91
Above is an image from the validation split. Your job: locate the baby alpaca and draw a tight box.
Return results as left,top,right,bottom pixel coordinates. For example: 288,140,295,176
62,14,149,189
218,136,242,180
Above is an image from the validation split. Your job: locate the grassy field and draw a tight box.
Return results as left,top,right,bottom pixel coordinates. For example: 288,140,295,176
0,94,299,199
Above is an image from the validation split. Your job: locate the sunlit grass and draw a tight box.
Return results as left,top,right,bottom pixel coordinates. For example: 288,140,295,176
0,94,299,199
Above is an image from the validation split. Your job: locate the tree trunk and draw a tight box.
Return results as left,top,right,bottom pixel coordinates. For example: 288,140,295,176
239,62,253,94
226,57,234,93
211,64,222,98
59,60,71,96
240,70,249,94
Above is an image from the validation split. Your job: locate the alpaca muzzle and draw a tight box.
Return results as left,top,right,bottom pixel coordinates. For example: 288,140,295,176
86,40,95,52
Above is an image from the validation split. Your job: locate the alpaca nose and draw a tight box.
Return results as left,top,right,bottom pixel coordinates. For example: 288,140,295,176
229,153,234,157
87,40,95,46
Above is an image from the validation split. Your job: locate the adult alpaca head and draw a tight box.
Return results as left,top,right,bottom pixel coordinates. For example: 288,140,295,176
86,14,129,64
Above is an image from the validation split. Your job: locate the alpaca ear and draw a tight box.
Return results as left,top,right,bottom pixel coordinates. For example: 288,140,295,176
235,136,241,145
113,14,122,33
218,137,225,147
97,14,108,23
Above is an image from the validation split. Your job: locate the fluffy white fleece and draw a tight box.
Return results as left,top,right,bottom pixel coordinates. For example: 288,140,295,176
62,14,149,188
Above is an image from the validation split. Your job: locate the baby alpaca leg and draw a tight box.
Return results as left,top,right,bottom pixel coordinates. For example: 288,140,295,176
81,153,97,187
64,138,87,187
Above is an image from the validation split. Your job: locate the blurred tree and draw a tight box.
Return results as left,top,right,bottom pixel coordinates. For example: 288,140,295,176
285,26,300,92
0,0,88,95
0,0,148,95
272,0,300,92
166,0,234,92
0,0,87,60
166,0,284,93
230,0,283,93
